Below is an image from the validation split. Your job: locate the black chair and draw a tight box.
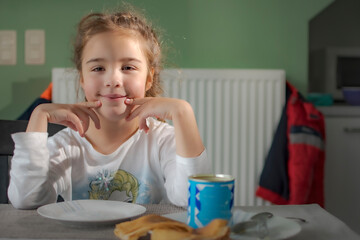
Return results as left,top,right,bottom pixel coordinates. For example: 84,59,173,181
0,120,65,203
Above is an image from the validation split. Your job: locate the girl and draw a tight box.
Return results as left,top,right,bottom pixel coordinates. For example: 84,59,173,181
8,9,209,209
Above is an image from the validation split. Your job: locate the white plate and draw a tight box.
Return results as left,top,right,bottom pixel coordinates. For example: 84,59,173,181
37,200,146,227
163,211,301,240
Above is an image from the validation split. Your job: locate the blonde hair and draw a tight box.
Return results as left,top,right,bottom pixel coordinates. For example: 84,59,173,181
73,8,163,97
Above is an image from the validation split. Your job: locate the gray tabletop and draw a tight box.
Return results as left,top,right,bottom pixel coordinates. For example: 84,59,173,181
0,203,359,240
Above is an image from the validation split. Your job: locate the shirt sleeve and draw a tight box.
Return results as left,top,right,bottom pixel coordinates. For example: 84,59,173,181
153,120,212,207
7,132,66,209
164,150,211,207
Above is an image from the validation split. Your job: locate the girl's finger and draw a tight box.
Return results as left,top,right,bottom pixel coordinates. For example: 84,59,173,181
79,100,102,108
139,117,149,133
60,121,77,132
76,101,101,129
82,107,101,129
126,104,146,121
79,117,90,134
125,97,152,106
65,112,85,136
73,108,91,131
124,98,133,105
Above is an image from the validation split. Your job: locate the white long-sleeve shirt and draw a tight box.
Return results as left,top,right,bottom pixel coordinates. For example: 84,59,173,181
8,118,210,209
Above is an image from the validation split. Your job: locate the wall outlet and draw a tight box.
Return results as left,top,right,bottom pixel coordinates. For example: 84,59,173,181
0,30,16,65
25,30,45,65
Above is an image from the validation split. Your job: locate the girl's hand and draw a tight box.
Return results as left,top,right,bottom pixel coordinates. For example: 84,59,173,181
124,97,186,133
26,101,102,136
125,97,204,157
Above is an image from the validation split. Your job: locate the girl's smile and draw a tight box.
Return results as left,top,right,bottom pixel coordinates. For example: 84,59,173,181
99,93,128,101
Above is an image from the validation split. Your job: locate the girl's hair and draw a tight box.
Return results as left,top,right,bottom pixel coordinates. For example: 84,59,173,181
73,8,163,97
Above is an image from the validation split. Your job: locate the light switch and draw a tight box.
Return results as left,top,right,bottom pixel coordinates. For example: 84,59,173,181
25,30,45,65
0,30,16,65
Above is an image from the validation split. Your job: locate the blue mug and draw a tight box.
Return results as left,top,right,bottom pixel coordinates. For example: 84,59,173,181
187,174,235,228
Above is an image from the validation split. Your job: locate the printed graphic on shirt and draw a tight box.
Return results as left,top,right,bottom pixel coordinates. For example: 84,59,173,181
137,179,161,204
88,169,139,203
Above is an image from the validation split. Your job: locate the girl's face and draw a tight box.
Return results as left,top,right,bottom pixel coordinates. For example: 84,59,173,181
80,32,152,121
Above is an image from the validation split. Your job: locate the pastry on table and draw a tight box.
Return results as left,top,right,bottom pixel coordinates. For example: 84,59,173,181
114,214,230,240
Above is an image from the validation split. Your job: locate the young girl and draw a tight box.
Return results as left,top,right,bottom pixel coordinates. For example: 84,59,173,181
8,9,209,209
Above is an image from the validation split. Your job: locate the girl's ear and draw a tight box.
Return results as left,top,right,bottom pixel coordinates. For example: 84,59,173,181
145,68,154,91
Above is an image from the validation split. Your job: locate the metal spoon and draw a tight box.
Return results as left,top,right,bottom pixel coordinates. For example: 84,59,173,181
251,212,274,221
251,212,273,238
231,212,273,238
231,211,306,238
231,220,258,234
285,216,307,223
248,212,307,223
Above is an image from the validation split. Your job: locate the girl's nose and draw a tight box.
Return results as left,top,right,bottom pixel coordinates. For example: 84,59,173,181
105,71,122,87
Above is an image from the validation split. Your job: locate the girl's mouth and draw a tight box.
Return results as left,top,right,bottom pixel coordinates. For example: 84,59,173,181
101,94,126,100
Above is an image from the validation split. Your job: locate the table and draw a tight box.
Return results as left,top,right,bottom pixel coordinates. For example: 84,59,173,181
0,204,359,240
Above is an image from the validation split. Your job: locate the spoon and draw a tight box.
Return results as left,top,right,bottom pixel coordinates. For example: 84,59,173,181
231,212,273,238
252,212,307,223
231,211,307,239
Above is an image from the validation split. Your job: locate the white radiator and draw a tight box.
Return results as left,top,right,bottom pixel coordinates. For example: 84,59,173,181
161,69,285,206
52,68,285,206
52,68,84,104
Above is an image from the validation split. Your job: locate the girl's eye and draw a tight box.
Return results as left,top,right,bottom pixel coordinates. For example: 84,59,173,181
92,66,104,72
122,65,135,71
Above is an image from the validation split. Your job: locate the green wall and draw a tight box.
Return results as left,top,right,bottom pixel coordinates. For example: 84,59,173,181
0,0,333,120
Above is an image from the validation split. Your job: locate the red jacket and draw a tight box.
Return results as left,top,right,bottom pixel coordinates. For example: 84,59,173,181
256,82,325,207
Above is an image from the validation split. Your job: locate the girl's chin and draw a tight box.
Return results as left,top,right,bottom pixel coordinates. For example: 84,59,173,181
96,107,129,121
